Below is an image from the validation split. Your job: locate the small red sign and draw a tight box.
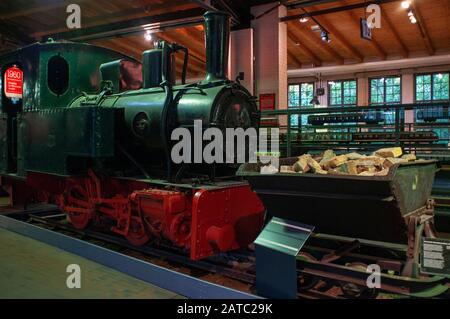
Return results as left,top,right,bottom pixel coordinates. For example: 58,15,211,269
259,93,276,111
4,65,23,99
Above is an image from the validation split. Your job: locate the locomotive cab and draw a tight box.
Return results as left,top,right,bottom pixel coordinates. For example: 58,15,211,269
0,41,140,176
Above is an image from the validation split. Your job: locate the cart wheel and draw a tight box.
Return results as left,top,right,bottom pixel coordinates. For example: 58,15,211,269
339,282,379,299
338,262,379,299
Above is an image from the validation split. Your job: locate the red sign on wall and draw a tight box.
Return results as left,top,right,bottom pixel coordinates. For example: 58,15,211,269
259,93,276,111
4,65,23,99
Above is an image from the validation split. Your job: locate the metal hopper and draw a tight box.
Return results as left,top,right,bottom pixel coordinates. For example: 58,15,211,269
237,158,437,244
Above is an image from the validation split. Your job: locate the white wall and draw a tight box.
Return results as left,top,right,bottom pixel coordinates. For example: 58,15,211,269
229,28,254,95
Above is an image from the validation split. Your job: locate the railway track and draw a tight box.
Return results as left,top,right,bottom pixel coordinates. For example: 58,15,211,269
3,206,346,299
3,206,448,299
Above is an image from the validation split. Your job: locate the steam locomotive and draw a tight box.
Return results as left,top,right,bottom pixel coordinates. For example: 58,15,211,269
0,11,265,260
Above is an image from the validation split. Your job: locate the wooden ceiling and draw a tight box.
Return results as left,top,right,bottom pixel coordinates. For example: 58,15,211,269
0,0,449,79
285,0,450,68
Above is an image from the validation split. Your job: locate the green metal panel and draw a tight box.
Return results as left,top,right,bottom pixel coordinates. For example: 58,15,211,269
392,162,436,215
18,106,115,176
99,60,123,94
37,42,135,110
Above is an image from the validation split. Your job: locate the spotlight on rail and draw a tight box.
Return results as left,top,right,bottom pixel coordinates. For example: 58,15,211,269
320,30,330,43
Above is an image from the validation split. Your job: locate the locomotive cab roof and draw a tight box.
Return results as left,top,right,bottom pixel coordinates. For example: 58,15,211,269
0,41,139,112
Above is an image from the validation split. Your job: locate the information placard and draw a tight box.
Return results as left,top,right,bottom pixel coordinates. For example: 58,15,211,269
421,237,450,277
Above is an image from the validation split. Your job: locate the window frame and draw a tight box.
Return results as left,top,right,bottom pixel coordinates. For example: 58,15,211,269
288,82,315,108
414,72,450,103
368,75,402,105
288,82,315,127
327,79,358,107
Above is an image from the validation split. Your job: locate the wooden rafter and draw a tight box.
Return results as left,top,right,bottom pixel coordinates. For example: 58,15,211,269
288,52,302,68
338,1,386,60
0,0,86,20
380,6,409,58
410,1,435,56
289,21,344,65
307,6,364,62
155,31,206,64
175,28,205,51
31,1,192,39
287,30,322,67
98,37,204,76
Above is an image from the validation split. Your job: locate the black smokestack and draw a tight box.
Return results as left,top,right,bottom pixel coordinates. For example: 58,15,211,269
203,11,230,83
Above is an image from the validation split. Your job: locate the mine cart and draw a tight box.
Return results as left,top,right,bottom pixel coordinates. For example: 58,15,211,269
238,159,449,298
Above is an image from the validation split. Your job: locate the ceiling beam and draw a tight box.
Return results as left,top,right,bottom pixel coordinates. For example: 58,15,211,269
287,30,322,66
380,6,409,58
190,0,241,26
32,1,192,39
410,1,435,56
289,21,344,64
285,0,348,9
339,0,387,60
307,6,364,62
288,51,303,68
0,20,35,47
97,37,204,76
281,0,399,22
155,31,206,64
0,0,87,20
41,7,205,42
175,28,205,51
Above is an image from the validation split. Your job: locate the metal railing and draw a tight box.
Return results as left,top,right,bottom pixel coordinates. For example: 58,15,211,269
259,101,450,160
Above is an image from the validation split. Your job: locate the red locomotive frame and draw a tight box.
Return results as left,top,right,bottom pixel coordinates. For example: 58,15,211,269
2,171,265,260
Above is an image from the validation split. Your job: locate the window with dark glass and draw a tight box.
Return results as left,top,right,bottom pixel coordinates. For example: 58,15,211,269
328,80,357,106
370,77,401,104
370,77,401,125
47,55,69,96
416,73,449,102
415,72,450,143
288,82,314,126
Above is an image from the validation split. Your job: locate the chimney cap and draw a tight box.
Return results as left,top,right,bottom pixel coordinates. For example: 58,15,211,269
203,11,231,18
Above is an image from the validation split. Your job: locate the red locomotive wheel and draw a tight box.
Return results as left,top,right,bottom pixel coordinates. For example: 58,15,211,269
125,216,150,246
68,211,91,230
65,184,92,230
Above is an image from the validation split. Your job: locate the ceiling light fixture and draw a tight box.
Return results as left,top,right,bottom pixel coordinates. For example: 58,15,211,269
299,17,309,23
320,30,330,43
310,96,320,105
144,30,152,41
401,1,411,9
